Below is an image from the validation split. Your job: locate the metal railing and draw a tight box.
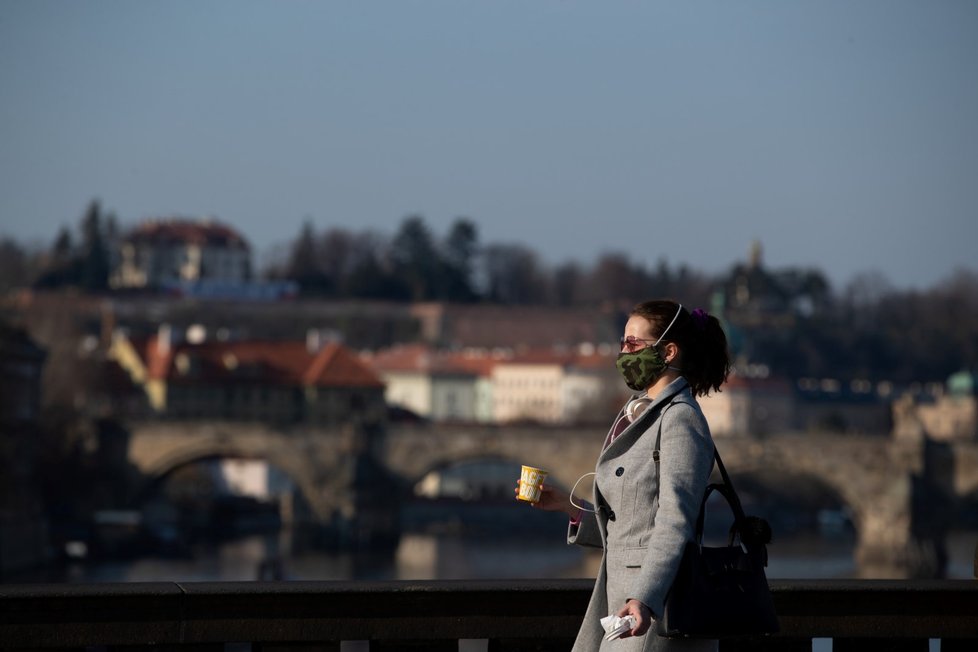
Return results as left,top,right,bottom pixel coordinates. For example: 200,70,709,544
2,579,977,651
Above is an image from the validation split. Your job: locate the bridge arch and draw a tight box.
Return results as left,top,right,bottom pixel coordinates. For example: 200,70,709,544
384,424,603,497
404,453,521,489
127,422,358,523
407,453,577,503
132,444,327,523
712,434,892,559
721,467,857,542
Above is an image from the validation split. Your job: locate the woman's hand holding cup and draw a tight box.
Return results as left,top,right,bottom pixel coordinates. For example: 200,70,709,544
514,466,580,520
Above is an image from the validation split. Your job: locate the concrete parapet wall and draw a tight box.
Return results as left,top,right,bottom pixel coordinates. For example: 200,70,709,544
1,580,977,650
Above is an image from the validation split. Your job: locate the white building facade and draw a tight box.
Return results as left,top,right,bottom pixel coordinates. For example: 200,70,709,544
111,218,251,290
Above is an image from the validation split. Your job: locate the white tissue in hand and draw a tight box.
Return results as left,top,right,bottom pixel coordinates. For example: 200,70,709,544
601,614,636,640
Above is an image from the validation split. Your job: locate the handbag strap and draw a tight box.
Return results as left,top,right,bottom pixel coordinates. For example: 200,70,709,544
653,402,751,545
712,447,749,525
694,482,743,544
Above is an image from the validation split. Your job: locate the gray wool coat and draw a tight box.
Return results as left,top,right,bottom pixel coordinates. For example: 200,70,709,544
568,377,718,652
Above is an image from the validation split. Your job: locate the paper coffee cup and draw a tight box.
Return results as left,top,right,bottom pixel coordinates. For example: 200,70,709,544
518,465,548,503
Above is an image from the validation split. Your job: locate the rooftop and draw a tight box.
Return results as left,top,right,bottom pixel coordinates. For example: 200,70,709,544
125,218,250,250
133,335,383,388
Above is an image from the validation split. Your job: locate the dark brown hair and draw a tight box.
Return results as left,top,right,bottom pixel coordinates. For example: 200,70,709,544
631,299,731,397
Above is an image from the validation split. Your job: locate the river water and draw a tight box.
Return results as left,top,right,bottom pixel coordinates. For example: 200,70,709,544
37,527,976,584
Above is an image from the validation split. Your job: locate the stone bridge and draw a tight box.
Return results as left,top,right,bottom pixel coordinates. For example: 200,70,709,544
125,420,978,577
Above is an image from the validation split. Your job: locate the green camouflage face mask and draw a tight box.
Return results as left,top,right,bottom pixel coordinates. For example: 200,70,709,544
616,303,684,392
616,346,667,391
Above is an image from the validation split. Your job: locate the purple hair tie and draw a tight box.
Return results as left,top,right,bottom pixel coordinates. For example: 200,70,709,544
691,308,709,331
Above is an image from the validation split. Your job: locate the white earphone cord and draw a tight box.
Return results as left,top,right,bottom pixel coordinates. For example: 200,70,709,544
569,472,597,513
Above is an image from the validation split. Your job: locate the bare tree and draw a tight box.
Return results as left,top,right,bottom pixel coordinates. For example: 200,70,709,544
483,243,548,305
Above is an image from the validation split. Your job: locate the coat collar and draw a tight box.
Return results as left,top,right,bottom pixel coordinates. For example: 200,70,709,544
600,376,689,460
642,376,690,412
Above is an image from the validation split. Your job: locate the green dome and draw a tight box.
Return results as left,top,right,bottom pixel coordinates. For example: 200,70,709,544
947,370,978,396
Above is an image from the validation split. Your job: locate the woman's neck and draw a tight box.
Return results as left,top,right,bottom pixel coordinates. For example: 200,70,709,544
645,371,682,399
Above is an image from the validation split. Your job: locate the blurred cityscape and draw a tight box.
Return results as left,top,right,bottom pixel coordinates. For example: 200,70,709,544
2,204,977,582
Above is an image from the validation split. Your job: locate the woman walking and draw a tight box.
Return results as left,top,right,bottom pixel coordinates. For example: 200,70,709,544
521,300,730,651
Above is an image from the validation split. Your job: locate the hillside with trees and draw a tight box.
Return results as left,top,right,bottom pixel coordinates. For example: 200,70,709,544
2,201,977,389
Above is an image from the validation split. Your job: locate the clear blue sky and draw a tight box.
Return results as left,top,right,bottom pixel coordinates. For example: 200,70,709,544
2,0,976,291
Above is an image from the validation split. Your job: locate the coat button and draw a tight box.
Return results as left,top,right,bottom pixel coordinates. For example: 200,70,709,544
616,467,624,477
608,510,616,521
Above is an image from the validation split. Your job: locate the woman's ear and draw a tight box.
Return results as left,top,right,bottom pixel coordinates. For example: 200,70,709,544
664,342,679,364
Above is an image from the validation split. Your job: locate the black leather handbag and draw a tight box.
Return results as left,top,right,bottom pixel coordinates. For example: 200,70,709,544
655,441,780,638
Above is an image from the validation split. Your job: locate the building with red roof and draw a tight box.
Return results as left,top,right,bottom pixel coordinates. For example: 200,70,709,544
362,344,489,423
490,345,622,425
362,343,622,425
697,373,795,437
109,326,385,425
111,218,252,290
